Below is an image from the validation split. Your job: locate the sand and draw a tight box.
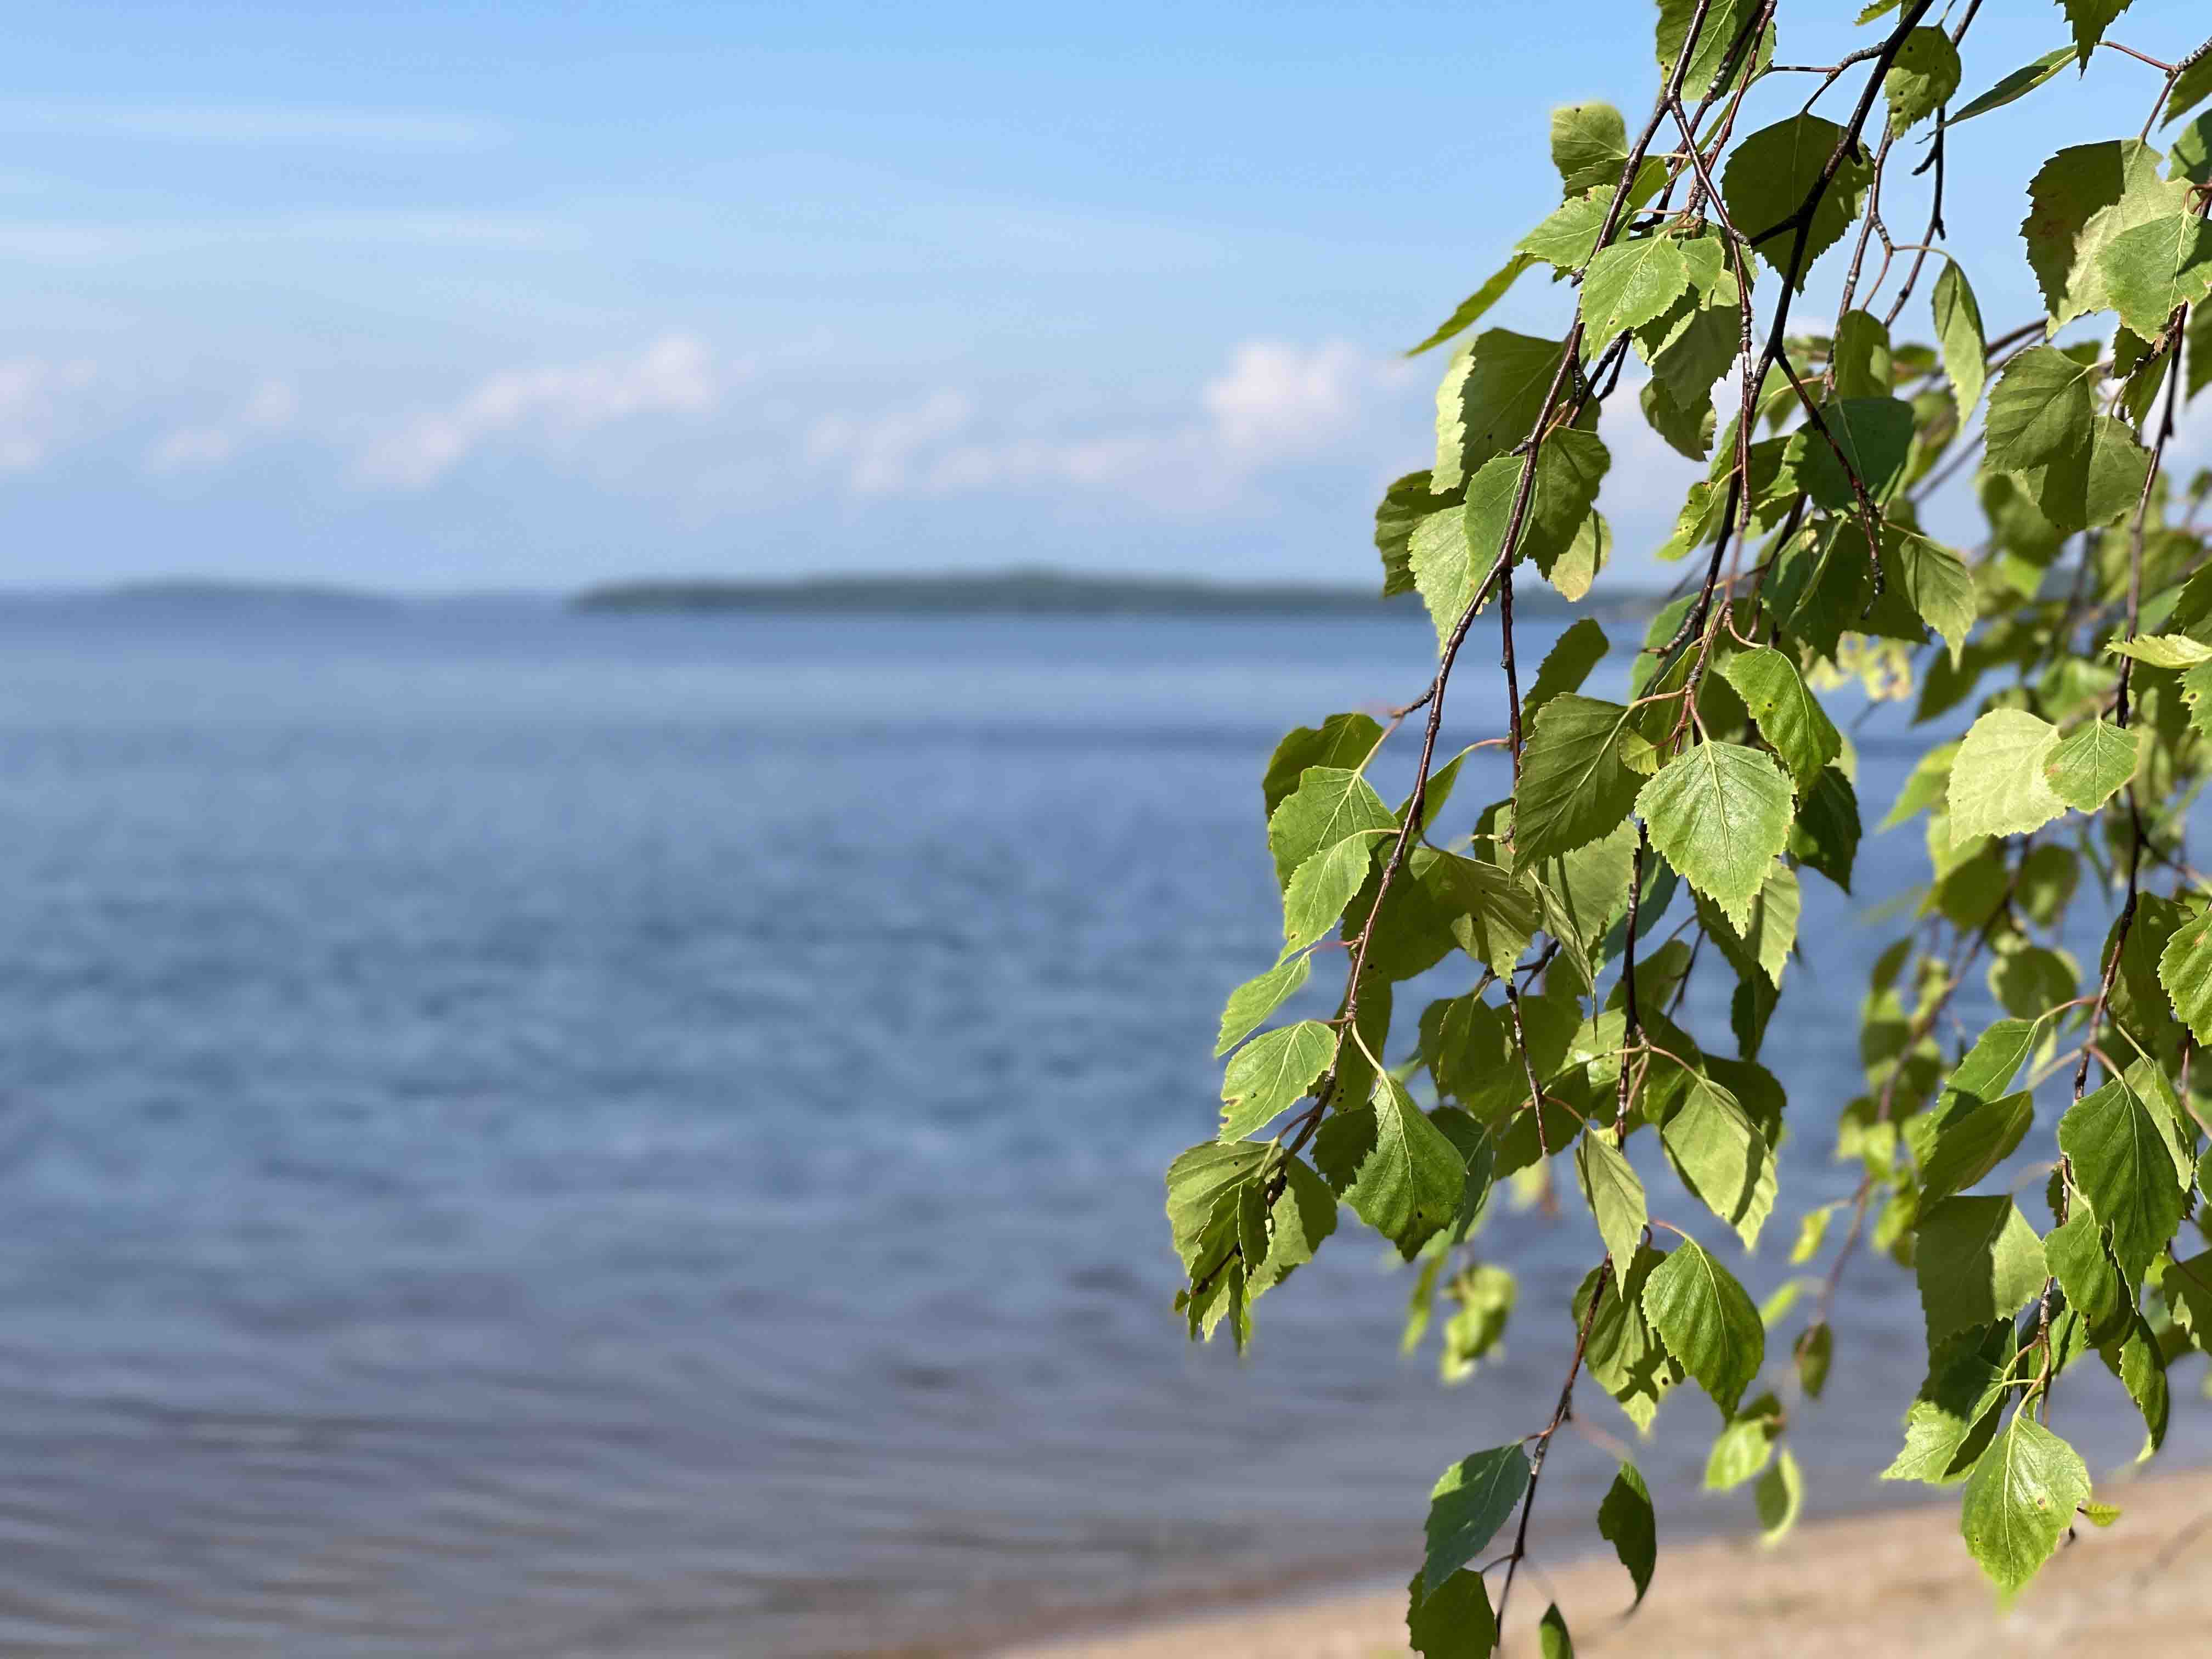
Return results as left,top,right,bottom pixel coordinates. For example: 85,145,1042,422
994,1469,2212,1658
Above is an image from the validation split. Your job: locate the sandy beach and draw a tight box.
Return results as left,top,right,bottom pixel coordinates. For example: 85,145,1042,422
996,1468,2212,1658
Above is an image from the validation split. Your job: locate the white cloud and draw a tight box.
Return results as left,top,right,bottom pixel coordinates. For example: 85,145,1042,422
146,380,297,475
803,339,1412,512
0,357,95,472
356,335,722,488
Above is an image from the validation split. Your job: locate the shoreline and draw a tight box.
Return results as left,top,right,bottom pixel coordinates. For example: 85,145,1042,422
976,1465,2210,1658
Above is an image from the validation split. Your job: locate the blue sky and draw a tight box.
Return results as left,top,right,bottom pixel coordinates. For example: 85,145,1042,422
2,0,2206,589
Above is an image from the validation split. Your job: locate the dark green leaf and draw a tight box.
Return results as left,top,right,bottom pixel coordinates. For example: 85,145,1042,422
1950,48,2072,126
1723,115,1873,288
1514,696,1643,870
1596,1462,1656,1607
1722,646,1841,787
1406,1567,1497,1659
1422,1443,1531,1590
1915,1195,2046,1345
2058,1075,2187,1286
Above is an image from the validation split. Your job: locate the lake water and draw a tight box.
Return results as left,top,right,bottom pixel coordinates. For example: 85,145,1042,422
0,600,2195,1656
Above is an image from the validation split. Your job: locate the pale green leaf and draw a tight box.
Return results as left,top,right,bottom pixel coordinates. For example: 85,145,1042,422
1417,849,1541,978
1263,713,1383,820
1960,1413,2090,1595
1947,1017,2040,1103
1576,1130,1647,1271
1220,1020,1338,1141
1915,1195,2046,1345
1581,237,1692,360
1790,1205,1834,1265
1722,647,1841,787
1518,195,1611,272
1659,1067,1776,1248
1552,100,1629,195
1885,26,1960,134
1268,764,1395,885
1890,527,1977,660
2044,718,2138,812
2158,898,2212,1046
1408,501,1485,654
1408,255,1536,356
1637,742,1795,931
1950,48,2072,126
1983,346,2096,474
1947,710,2065,845
1641,1238,1764,1417
1883,1321,2017,1485
2018,413,2150,533
2108,633,2212,668
1422,1443,1531,1590
1538,1602,1573,1659
1282,831,1385,951
1655,0,1771,99
1216,953,1313,1056
1703,1397,1778,1491
2098,211,2212,341
1931,260,1987,422
2020,140,2183,327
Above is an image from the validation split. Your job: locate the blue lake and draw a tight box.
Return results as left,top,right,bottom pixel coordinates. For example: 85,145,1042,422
0,600,2193,1656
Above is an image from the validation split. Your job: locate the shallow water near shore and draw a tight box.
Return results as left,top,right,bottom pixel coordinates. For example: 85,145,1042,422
0,599,2199,1656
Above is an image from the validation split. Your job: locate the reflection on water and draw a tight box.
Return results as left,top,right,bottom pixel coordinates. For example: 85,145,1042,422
0,602,2194,1655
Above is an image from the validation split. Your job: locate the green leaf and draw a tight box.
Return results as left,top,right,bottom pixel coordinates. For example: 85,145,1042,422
1658,1067,1775,1248
1703,1396,1779,1490
1165,1141,1269,1271
1983,346,2096,474
1216,953,1313,1056
1947,709,2065,845
1951,47,2072,125
1792,395,1916,507
2061,0,2134,67
1551,100,1628,194
1722,647,1841,787
1408,255,1535,356
2167,50,2212,127
1417,849,1541,978
1723,115,1873,289
1518,194,1611,272
1789,765,1859,893
1655,0,1770,99
1263,713,1383,820
1931,260,1987,422
1422,1443,1531,1590
1883,1321,2018,1485
2099,211,2212,340
2020,140,2182,327
1831,308,1893,399
2158,898,2212,1046
1580,1246,1688,1430
2019,413,2151,533
1241,1152,1338,1297
1522,617,1610,724
2108,633,2212,668
1220,1020,1338,1141
1596,1462,1656,1607
1915,1195,2047,1345
1754,1446,1802,1547
1464,431,1611,586
1435,329,1567,493
1889,527,1977,661
1960,1413,2091,1595
1636,742,1795,931
1948,1018,2041,1103
1580,237,1692,360
1641,1238,1764,1417
1885,27,1960,134
1538,1603,1572,1659
1267,765,1395,887
1281,831,1383,951
1795,1321,1833,1398
1344,1075,1472,1259
2058,1075,2187,1286
1375,474,1457,598
1699,862,1799,990
1408,501,1485,653
2045,1207,2130,1345
2043,718,2138,812
1641,375,1716,461
1405,1568,1497,1659
1920,1091,2035,1207
2103,1316,2168,1459
1513,695,1643,870
1576,1129,1647,1271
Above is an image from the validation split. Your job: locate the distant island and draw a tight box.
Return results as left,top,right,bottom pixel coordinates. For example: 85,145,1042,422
572,568,1657,619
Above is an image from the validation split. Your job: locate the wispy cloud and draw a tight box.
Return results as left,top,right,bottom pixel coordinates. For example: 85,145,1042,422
0,104,498,147
146,381,298,475
0,357,97,472
357,335,724,488
803,340,1415,512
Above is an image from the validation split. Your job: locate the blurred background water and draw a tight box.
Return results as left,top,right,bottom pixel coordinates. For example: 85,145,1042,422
0,598,2197,1657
